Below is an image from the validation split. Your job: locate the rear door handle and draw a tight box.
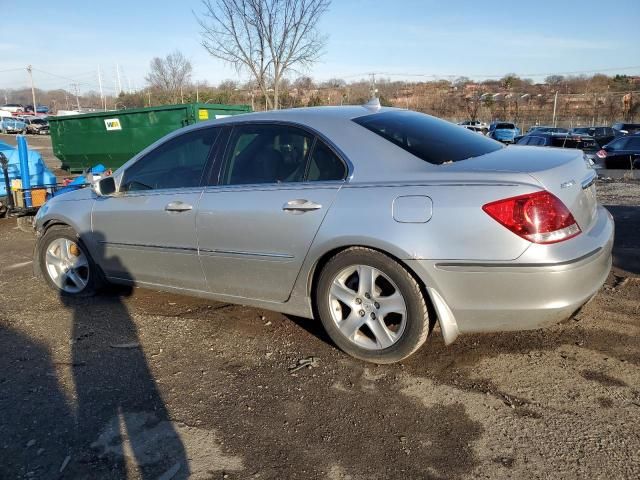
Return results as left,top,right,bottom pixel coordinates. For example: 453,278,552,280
165,201,193,212
282,199,322,213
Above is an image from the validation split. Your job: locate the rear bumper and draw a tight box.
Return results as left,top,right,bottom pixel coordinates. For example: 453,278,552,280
409,206,614,340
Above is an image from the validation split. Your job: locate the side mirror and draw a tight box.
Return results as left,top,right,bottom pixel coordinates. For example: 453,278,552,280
93,176,116,196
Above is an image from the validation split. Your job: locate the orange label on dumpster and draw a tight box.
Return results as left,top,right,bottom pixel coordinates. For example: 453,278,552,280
198,109,209,120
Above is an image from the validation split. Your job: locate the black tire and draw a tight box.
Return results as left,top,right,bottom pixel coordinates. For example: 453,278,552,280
35,225,101,297
315,247,430,364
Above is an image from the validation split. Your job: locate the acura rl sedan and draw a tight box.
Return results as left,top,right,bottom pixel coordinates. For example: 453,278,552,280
34,104,614,363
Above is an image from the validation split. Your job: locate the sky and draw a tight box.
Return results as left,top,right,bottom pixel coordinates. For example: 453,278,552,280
1,0,639,96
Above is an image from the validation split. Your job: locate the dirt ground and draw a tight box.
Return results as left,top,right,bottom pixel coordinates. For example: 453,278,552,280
0,133,639,479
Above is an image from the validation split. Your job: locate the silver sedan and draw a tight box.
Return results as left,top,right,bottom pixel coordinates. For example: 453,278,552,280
34,105,614,363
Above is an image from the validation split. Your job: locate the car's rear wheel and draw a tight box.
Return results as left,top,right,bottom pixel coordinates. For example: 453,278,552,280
37,225,99,296
316,247,430,364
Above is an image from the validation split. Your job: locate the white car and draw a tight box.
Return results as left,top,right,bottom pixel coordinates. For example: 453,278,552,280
1,104,25,113
458,120,489,134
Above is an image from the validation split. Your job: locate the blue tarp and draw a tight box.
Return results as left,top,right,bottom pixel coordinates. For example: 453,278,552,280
0,141,57,197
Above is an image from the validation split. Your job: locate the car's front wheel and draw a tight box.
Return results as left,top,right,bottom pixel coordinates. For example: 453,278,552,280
316,247,430,364
37,225,99,296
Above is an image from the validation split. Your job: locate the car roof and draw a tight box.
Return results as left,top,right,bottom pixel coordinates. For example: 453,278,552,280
120,105,440,182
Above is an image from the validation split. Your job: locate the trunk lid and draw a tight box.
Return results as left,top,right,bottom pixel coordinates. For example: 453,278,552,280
447,145,598,231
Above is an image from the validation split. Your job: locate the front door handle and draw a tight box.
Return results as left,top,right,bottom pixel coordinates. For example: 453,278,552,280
282,199,322,213
165,201,193,212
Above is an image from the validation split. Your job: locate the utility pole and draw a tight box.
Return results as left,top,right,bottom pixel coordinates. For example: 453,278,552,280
26,65,37,114
71,83,81,111
98,65,105,110
116,64,122,95
196,84,199,103
369,72,377,99
180,85,184,104
147,90,151,107
552,91,558,127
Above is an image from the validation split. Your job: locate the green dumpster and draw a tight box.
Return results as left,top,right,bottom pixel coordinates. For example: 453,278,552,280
49,103,251,172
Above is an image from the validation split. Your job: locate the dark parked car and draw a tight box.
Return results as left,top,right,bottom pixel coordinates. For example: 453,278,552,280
516,132,599,150
527,126,569,134
612,122,640,136
516,132,600,166
571,127,617,147
596,135,640,169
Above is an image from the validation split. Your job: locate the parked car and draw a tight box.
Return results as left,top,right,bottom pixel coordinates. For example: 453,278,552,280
1,104,24,113
596,135,640,169
458,120,488,134
461,125,486,134
612,122,640,135
24,104,50,114
24,117,50,135
34,106,613,364
571,127,617,147
488,122,520,143
0,116,27,134
527,126,569,134
516,132,600,166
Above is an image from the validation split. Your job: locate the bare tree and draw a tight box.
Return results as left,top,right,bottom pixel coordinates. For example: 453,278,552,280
197,0,330,109
145,51,193,104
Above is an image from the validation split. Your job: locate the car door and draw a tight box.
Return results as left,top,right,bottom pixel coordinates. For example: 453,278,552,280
604,137,631,169
196,123,348,302
91,126,220,290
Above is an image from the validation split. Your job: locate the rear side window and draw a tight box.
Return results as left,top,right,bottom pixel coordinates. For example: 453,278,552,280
306,141,346,181
353,110,502,165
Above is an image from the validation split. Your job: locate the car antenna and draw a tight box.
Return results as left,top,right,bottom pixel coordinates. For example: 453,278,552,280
363,97,381,111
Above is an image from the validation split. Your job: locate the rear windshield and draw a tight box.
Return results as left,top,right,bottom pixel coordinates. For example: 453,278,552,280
551,137,597,150
495,123,515,129
353,110,503,165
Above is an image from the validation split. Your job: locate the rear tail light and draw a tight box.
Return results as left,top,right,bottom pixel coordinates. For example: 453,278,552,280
483,191,581,244
596,149,607,159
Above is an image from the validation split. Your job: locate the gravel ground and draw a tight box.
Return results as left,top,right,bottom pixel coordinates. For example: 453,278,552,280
0,134,639,479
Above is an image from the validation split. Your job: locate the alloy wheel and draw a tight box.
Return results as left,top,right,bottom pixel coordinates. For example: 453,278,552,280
328,264,407,350
44,238,90,294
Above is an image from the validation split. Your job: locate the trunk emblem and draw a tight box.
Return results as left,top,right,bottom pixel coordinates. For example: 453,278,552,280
561,180,576,189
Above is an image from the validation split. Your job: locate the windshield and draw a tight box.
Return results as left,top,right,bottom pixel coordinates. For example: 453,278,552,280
353,110,503,165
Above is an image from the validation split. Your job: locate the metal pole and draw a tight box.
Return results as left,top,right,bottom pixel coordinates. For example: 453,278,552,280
72,84,81,111
116,64,122,95
27,65,37,114
98,65,105,110
552,91,558,127
17,135,32,208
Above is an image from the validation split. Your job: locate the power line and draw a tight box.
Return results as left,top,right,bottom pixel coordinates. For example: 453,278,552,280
358,65,640,81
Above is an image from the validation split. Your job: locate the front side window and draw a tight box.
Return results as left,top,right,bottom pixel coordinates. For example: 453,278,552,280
121,127,218,191
626,137,640,150
221,124,313,185
354,110,503,165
